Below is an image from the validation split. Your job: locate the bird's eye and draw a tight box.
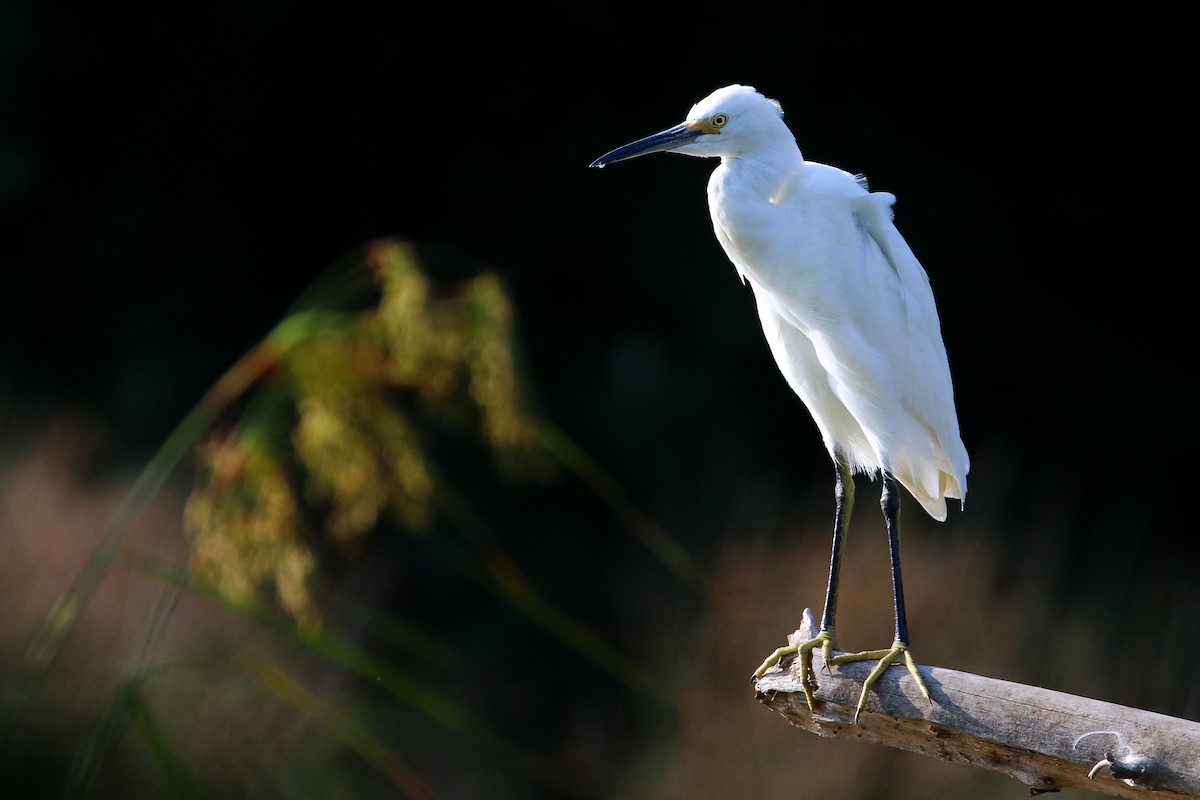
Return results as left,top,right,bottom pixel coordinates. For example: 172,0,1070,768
711,114,728,128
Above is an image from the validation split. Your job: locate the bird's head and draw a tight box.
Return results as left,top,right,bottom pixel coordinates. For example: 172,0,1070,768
589,84,791,168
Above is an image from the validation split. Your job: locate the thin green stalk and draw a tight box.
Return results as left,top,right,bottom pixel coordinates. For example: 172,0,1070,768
253,664,437,800
535,423,716,597
125,552,597,800
430,483,667,705
1,311,345,744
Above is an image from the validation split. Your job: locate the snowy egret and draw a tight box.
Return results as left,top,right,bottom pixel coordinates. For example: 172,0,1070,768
590,85,968,719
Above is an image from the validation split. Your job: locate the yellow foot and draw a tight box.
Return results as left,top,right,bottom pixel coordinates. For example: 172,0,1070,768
829,640,930,723
752,630,837,712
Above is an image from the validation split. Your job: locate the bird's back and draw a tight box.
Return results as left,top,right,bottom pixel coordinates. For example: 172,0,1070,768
711,159,968,520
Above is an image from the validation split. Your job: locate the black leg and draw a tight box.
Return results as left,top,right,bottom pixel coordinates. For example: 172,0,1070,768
819,457,855,634
823,470,930,720
880,472,909,646
751,456,853,701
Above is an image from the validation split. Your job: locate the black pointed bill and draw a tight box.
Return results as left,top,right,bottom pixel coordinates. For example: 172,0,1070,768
589,121,704,168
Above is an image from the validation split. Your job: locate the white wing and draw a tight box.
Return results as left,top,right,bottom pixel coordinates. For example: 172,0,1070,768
712,161,968,519
847,188,969,515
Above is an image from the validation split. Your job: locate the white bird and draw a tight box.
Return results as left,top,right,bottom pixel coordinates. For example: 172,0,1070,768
590,84,968,719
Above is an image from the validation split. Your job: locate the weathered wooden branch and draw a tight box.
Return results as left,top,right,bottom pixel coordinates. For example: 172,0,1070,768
753,611,1200,798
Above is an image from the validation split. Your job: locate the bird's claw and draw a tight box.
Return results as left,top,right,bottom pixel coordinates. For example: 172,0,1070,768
752,630,837,712
830,640,930,723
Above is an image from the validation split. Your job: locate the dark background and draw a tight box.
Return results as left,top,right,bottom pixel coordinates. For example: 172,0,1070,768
2,3,1196,798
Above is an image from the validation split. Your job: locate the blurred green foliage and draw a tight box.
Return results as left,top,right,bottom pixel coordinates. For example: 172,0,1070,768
184,240,547,631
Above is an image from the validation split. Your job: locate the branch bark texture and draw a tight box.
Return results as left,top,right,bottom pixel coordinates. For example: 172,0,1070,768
753,614,1200,798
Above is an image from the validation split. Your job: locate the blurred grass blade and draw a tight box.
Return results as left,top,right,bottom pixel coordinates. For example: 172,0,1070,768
320,590,460,671
2,302,364,743
536,422,715,597
125,552,594,799
253,664,436,800
128,552,477,734
431,484,665,703
119,682,202,800
1,367,254,743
